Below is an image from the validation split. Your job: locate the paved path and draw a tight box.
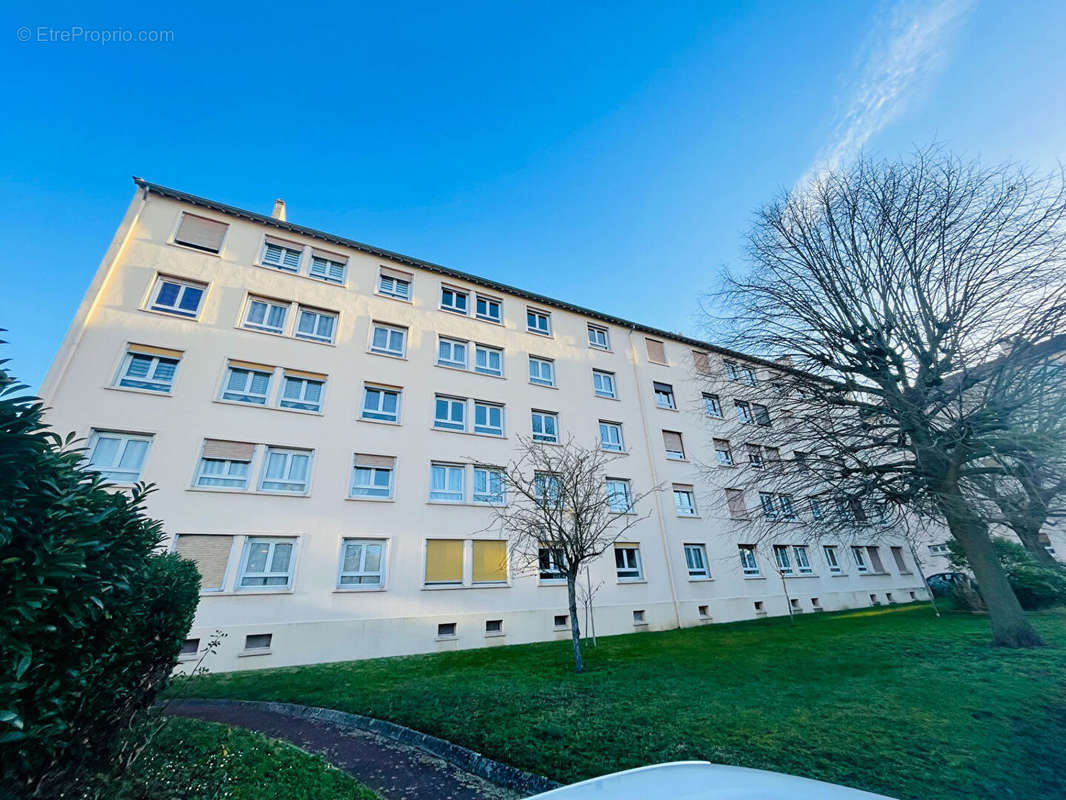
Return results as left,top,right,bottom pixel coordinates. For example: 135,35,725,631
167,700,524,800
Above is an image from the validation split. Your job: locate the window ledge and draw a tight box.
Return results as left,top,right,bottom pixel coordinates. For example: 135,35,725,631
600,448,629,455
430,427,508,440
783,573,819,578
484,631,506,638
633,622,649,628
676,514,701,519
688,577,713,582
422,583,513,591
743,575,766,580
346,496,395,503
861,571,891,577
254,262,350,291
830,572,849,577
229,589,294,596
425,501,506,508
617,578,647,585
529,382,559,390
526,331,554,338
238,649,272,658
656,406,680,413
186,487,311,498
539,580,567,587
333,586,386,593
595,394,620,401
140,306,202,323
357,417,402,426
177,653,200,662
435,363,507,380
367,351,408,360
375,292,412,304
213,398,324,416
104,385,174,398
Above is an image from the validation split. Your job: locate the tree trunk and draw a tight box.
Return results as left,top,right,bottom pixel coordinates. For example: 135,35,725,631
566,575,584,673
938,487,1045,648
1011,521,1065,570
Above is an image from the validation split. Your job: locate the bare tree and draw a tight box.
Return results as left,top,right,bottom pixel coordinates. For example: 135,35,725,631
711,149,1066,647
482,435,657,672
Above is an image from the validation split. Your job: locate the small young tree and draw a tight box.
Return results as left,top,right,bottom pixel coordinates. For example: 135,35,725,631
484,435,657,672
712,149,1066,647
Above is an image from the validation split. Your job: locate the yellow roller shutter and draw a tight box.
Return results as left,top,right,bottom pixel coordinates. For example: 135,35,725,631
425,539,463,584
472,541,507,584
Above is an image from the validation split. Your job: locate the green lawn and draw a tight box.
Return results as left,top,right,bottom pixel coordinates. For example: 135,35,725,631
103,716,376,799
184,605,1066,800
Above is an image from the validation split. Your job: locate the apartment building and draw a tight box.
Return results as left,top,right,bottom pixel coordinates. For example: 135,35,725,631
40,180,930,672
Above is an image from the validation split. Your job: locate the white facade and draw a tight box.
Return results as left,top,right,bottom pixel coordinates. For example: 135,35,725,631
41,181,931,672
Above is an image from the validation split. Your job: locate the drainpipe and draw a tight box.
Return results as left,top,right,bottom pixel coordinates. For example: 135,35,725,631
627,327,683,630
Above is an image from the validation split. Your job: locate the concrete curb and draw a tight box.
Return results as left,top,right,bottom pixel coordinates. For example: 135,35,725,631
172,698,560,796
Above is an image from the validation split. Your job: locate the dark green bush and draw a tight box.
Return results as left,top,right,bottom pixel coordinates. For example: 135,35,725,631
0,367,200,798
947,536,1066,610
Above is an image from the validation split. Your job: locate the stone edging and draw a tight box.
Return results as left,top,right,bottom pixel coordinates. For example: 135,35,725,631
174,698,560,796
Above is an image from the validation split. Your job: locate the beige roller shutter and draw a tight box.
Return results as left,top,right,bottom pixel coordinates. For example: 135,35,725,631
201,439,256,461
284,368,327,381
380,266,413,281
725,489,749,519
128,344,183,359
355,454,395,468
662,430,684,455
645,338,667,364
174,534,233,590
312,248,347,263
175,213,228,253
692,350,710,374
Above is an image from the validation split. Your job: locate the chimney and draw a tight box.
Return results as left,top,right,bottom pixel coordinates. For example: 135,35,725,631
272,198,286,221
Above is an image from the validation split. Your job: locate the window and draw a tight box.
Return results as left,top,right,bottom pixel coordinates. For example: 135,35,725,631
811,497,828,520
726,488,749,519
473,466,505,504
867,546,886,573
527,308,551,335
174,534,233,592
554,614,569,628
476,294,502,323
593,370,616,398
378,267,412,300
692,351,711,375
115,347,180,392
777,494,796,520
350,454,395,499
534,472,561,504
794,451,809,471
794,545,813,574
437,337,468,369
238,537,295,588
741,366,758,385
474,344,503,376
434,395,466,431
149,276,205,318
437,622,458,637
606,479,633,513
823,545,841,573
739,545,760,576
588,324,610,350
370,323,406,357
685,544,710,579
753,403,772,427
242,297,289,334
180,639,200,657
259,448,312,493
473,402,504,436
773,545,793,574
361,384,401,423
760,492,779,520
852,546,869,573
725,360,757,385
425,539,463,584
194,440,253,489
486,619,503,634
429,463,464,502
735,400,754,425
599,421,624,452
674,486,697,516
261,238,303,272
472,540,508,584
539,548,565,581
244,633,272,650
338,539,385,586
615,545,643,581
703,393,722,417
294,307,336,344
279,373,324,412
764,446,781,462
714,438,734,466
645,338,666,364
662,430,685,460
529,356,555,386
174,213,228,253
440,286,469,314
87,430,151,483
891,546,910,573
310,251,347,284
724,360,739,380
531,410,559,443
633,610,646,625
221,365,272,405
654,382,676,409
747,444,764,468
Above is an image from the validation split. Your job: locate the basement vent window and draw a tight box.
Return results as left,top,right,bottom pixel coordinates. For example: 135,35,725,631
437,622,457,638
553,614,569,629
790,598,800,609
180,638,200,658
754,601,766,617
243,633,272,652
633,609,646,625
886,592,895,604
909,591,916,601
698,605,710,619
485,619,503,635
811,597,821,609
870,594,881,606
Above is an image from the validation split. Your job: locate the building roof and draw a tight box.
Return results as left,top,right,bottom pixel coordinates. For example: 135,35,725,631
132,177,786,372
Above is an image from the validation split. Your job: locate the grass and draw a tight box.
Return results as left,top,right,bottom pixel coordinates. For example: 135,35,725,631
183,605,1066,800
106,716,377,799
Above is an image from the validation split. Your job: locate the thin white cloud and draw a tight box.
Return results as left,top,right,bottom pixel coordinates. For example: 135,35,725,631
798,0,974,190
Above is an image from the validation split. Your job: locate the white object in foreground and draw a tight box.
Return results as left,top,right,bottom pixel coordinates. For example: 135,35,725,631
529,761,897,800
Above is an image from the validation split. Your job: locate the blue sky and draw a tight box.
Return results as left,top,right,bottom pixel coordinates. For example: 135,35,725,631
2,0,1065,389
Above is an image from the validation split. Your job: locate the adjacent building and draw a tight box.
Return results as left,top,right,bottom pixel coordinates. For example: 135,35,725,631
40,180,931,672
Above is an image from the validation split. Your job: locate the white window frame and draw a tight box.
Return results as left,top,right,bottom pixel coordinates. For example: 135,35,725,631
852,545,869,573
739,545,760,576
294,306,337,344
473,401,504,436
794,545,813,574
242,297,290,335
773,544,793,574
714,439,734,466
674,488,697,517
258,447,312,494
472,466,505,505
378,272,411,300
86,430,152,484
735,400,754,425
531,410,559,443
220,366,273,405
777,494,797,520
437,337,469,369
664,431,685,460
440,286,469,315
588,324,610,350
260,240,304,273
703,393,723,417
369,323,407,357
599,421,624,452
606,478,633,513
475,293,502,323
474,344,504,376
593,370,616,399
149,276,206,318
529,356,555,387
527,308,552,336
361,384,401,423
279,375,324,413
115,351,179,393
823,545,841,573
310,253,347,284
615,546,643,581
538,547,566,583
194,454,252,490
760,492,779,520
434,395,467,432
654,382,676,409
429,462,465,503
685,544,710,579
350,462,394,499
337,538,386,588
237,537,296,589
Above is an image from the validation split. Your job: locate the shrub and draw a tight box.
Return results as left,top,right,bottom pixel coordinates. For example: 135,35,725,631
0,367,200,798
947,537,1066,610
